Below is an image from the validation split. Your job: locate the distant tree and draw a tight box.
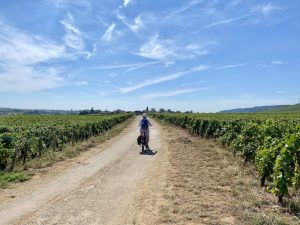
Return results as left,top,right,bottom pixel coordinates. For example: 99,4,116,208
103,109,110,114
134,110,142,115
146,106,149,112
90,107,95,114
159,108,166,113
113,109,124,114
150,108,156,113
184,110,193,114
79,110,90,115
167,109,173,113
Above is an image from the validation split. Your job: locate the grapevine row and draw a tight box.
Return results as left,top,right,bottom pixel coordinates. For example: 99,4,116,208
0,114,132,171
152,113,300,203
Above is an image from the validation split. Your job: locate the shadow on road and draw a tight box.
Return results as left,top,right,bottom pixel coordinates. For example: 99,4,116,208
139,149,157,156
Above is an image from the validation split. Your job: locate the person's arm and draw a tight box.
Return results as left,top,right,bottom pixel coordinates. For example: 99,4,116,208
148,120,152,126
139,120,142,126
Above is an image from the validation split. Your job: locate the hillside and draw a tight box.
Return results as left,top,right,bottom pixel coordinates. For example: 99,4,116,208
219,103,300,113
0,107,79,115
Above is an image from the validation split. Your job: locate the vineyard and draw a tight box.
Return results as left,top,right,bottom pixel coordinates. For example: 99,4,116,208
0,114,132,172
152,113,300,203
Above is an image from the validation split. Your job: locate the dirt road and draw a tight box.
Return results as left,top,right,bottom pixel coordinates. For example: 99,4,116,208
0,117,163,225
1,117,298,225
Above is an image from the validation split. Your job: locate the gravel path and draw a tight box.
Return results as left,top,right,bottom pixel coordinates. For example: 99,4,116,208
0,117,162,225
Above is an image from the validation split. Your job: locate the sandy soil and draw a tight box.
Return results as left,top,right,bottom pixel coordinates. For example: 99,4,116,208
0,117,162,225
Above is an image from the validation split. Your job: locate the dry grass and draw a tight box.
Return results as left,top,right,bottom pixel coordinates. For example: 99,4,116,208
153,123,300,225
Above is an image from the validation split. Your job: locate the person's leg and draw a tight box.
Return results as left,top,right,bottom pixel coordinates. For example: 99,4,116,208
145,130,150,149
140,131,146,151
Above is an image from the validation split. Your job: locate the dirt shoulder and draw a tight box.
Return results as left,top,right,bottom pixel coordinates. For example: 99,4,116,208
129,121,300,225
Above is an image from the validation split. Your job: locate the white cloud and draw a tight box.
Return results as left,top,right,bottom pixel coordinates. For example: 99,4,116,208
180,80,207,87
142,88,202,99
0,65,63,92
120,65,208,93
0,21,66,64
164,0,203,22
117,14,143,34
164,61,175,67
60,13,85,51
85,43,97,59
254,4,280,16
101,22,116,43
53,0,91,10
135,35,175,60
215,63,248,70
123,61,161,73
205,15,249,28
185,44,210,55
123,0,132,7
0,21,66,92
74,81,88,86
136,35,212,60
93,61,160,70
271,60,286,65
131,15,143,33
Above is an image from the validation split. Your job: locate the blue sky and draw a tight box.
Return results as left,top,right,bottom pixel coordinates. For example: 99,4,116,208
0,0,299,112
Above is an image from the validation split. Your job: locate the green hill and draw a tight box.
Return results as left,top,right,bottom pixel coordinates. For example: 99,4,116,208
269,103,300,112
219,103,300,113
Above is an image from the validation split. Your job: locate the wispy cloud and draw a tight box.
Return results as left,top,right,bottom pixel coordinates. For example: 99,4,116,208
117,14,143,34
164,0,203,22
0,20,66,92
205,15,249,28
92,61,160,71
123,61,161,73
271,60,286,65
185,44,210,55
254,4,281,16
74,81,88,86
120,65,209,93
180,80,207,87
142,88,202,99
135,35,210,60
0,21,66,64
164,61,175,67
135,35,174,60
60,13,85,51
0,65,63,92
215,63,248,70
53,0,91,9
123,0,132,8
101,22,116,43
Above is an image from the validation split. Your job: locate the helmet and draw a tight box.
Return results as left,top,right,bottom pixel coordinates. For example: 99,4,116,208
142,113,147,118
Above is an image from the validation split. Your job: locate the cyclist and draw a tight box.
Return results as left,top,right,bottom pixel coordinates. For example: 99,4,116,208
139,113,152,150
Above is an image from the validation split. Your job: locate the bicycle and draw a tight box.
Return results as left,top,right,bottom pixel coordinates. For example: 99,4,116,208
138,131,151,153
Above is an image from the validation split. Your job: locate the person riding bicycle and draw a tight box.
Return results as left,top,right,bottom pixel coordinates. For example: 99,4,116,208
139,113,152,150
